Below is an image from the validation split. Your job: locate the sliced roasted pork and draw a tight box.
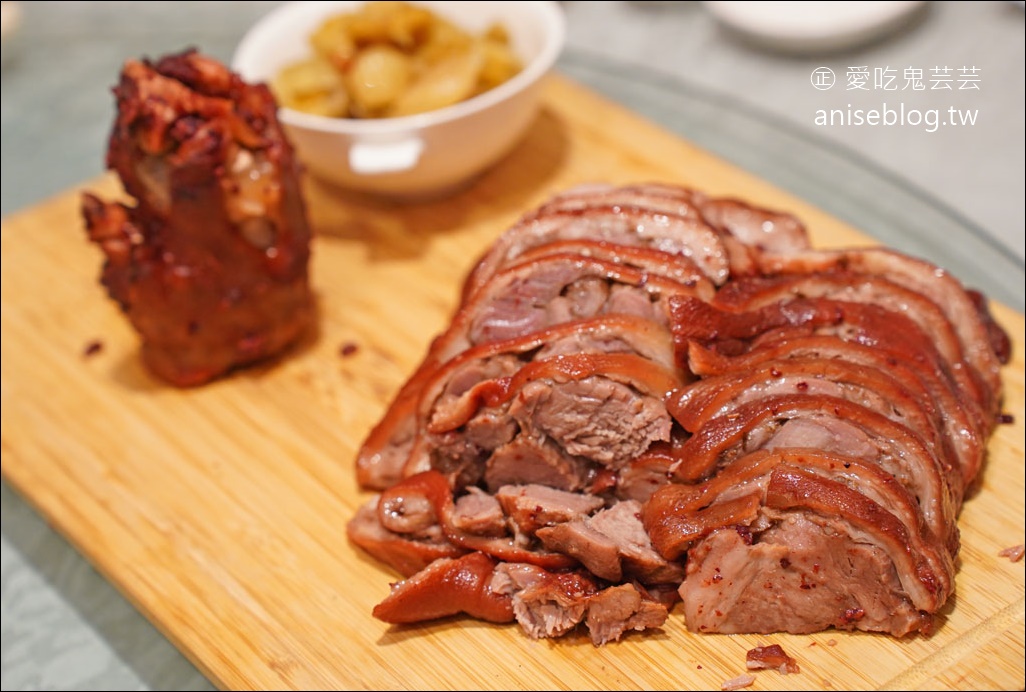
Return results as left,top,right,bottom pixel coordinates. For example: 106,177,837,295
356,253,706,490
644,448,954,635
756,247,1010,409
348,181,1010,645
668,356,959,486
668,294,989,460
536,499,685,584
682,337,986,486
663,391,960,553
358,314,678,490
412,351,683,492
461,197,732,300
713,272,994,420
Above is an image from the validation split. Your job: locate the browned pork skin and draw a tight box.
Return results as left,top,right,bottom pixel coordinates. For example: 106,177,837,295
357,314,677,490
756,247,1010,409
643,448,954,606
713,272,992,418
651,451,948,635
408,352,684,493
522,182,810,280
512,239,709,289
372,551,515,624
81,49,313,386
668,295,987,454
347,497,465,577
682,337,986,485
366,509,671,643
537,181,808,256
376,470,578,570
668,356,958,482
355,253,707,491
461,201,732,301
663,391,960,554
535,181,711,217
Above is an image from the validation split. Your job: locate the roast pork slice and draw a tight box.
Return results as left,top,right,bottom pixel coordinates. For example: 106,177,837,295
511,238,709,290
668,295,986,450
495,484,606,537
524,182,810,281
583,583,670,645
491,562,600,639
371,551,515,624
679,510,934,636
536,499,685,585
451,487,507,537
357,314,678,491
491,562,668,644
534,181,809,256
461,202,731,301
667,356,956,481
346,497,464,577
643,449,953,635
756,247,1010,412
697,197,809,256
713,272,991,418
458,252,712,349
370,471,577,570
643,449,954,604
663,392,960,554
615,444,681,503
354,250,703,491
409,352,683,494
535,181,711,218
683,336,985,486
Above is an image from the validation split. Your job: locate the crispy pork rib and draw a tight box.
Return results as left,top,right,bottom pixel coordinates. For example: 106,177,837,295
81,49,313,386
348,182,1008,643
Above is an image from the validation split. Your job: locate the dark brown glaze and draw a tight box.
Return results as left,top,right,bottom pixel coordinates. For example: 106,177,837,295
81,49,313,386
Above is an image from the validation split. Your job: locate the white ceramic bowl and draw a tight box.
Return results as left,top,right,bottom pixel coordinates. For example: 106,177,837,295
233,0,565,199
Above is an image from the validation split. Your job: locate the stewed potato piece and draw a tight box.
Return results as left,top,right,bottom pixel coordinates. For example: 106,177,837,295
271,1,523,119
346,44,412,115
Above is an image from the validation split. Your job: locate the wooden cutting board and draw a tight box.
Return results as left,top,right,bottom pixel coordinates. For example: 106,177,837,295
2,74,1023,691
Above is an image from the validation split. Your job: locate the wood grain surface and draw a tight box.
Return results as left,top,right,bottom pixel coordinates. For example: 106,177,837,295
2,75,1023,691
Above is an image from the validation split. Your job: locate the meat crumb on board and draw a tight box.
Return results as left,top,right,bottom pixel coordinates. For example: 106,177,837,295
999,544,1025,562
746,643,800,674
720,673,756,690
82,339,104,358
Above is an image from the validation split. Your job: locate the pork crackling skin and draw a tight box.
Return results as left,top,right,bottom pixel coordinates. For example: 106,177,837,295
81,49,314,387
